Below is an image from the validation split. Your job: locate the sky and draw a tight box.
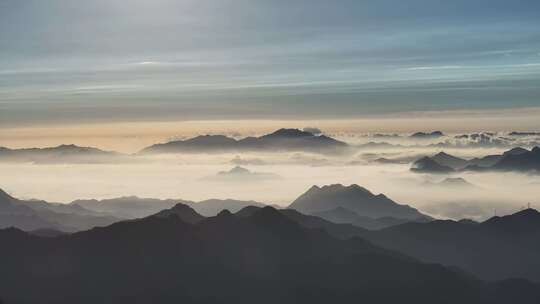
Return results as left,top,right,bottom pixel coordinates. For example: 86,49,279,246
1,0,540,128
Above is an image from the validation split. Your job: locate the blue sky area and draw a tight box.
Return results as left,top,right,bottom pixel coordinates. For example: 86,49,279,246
1,0,540,125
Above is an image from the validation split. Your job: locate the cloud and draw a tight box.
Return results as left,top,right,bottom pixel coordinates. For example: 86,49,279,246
404,65,463,71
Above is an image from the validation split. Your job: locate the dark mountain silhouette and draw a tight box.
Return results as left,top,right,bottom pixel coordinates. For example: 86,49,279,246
28,228,68,237
235,205,373,239
311,206,428,230
491,146,540,172
0,189,120,232
0,144,125,164
431,152,469,169
360,208,540,282
236,205,540,282
411,156,455,173
154,203,205,224
187,199,267,216
140,128,348,154
410,131,444,138
416,147,540,173
458,218,480,225
503,147,530,156
289,184,428,220
0,206,538,304
467,154,503,168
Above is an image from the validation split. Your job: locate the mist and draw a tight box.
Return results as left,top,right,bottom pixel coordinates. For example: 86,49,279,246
1,138,538,221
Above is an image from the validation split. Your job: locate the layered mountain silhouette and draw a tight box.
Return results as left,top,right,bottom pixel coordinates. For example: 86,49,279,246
490,146,540,172
411,147,540,173
411,156,455,173
0,144,125,164
72,196,267,218
72,196,182,219
187,199,266,216
289,184,429,221
154,203,205,224
140,128,348,154
239,203,540,283
431,152,469,169
360,208,540,282
311,206,429,230
0,189,119,232
0,205,538,304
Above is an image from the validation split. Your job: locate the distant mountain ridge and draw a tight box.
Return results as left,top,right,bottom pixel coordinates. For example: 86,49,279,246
71,196,268,218
140,128,348,154
360,208,540,282
311,206,429,230
0,144,124,164
0,189,119,232
289,184,429,221
411,147,540,173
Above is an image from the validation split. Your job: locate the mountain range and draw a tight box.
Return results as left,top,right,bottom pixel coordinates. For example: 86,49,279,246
411,147,539,173
70,184,425,227
140,128,348,154
240,204,540,283
71,196,268,218
0,183,434,233
1,204,538,304
360,209,540,282
0,144,125,164
0,189,119,232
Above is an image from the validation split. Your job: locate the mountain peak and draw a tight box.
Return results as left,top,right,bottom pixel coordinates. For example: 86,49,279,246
0,188,15,204
289,184,425,220
411,156,454,173
513,208,540,218
435,151,452,157
154,203,205,224
266,128,314,138
503,147,529,156
235,205,262,218
482,208,540,230
217,209,233,217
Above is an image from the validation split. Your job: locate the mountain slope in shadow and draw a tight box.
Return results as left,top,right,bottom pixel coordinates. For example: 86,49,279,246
238,205,540,283
1,205,538,304
362,208,540,282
